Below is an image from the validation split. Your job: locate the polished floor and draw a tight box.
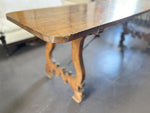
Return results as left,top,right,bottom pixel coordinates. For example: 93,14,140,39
1,24,150,113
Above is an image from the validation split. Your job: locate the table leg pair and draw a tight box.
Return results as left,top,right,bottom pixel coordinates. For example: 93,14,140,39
45,37,86,103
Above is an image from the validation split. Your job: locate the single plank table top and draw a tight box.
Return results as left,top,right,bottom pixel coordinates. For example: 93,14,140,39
7,0,150,43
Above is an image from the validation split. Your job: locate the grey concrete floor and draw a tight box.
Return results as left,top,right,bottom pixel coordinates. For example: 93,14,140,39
1,24,150,113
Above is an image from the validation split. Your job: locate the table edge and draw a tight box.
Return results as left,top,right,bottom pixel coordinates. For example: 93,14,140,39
7,9,150,43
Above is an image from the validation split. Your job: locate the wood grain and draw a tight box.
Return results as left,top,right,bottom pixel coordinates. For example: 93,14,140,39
6,0,150,103
7,0,150,43
45,37,86,103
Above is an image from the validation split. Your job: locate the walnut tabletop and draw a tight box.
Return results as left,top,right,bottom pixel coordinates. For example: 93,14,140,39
6,0,150,103
7,0,150,43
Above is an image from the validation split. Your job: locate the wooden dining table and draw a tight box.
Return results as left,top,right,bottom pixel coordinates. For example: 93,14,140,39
7,0,150,103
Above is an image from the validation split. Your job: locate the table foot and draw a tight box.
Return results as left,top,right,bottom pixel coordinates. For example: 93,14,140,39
72,89,85,103
45,37,86,103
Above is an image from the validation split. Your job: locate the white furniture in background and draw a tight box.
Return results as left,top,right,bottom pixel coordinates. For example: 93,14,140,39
0,0,93,54
0,0,64,54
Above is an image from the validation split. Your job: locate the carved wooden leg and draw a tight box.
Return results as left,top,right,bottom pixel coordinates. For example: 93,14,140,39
119,32,126,47
119,22,129,47
70,37,85,103
45,37,86,103
45,42,56,78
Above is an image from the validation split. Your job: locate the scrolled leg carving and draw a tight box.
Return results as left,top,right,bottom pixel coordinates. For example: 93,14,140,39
119,32,126,47
69,37,86,103
45,37,86,103
119,22,129,47
45,42,56,78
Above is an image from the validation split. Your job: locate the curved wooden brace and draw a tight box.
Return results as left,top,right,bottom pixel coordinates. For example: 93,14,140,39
45,37,86,103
